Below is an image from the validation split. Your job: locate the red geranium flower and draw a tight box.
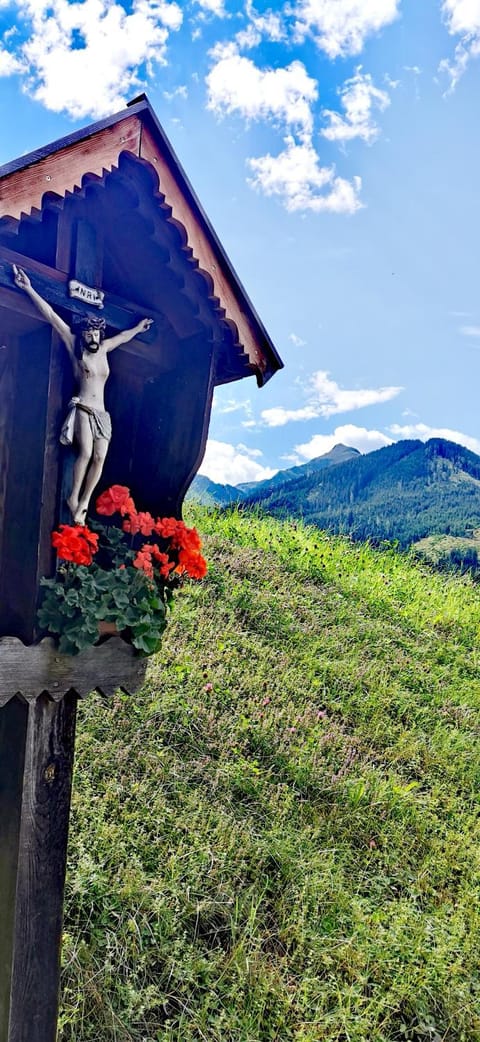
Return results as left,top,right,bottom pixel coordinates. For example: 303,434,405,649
52,524,99,566
154,516,179,539
151,546,175,579
172,521,202,553
154,517,203,553
133,543,176,581
175,547,207,579
133,545,154,579
96,485,136,517
123,510,155,536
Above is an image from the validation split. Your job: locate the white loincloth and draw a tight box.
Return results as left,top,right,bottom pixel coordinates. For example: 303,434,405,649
60,397,112,446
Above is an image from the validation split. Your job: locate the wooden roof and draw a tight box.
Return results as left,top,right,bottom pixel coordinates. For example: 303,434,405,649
0,95,283,386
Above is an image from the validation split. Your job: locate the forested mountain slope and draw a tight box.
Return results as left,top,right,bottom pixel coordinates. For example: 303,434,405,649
244,437,480,547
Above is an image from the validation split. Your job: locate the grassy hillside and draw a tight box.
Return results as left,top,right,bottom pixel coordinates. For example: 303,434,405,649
60,508,480,1042
414,532,480,575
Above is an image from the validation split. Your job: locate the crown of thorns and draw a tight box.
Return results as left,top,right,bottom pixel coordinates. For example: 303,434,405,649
72,314,107,337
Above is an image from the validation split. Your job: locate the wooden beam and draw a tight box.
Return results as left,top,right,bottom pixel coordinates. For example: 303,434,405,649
0,636,148,705
4,693,77,1042
0,244,174,354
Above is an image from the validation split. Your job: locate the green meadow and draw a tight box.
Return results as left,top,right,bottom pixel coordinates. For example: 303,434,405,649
60,508,480,1042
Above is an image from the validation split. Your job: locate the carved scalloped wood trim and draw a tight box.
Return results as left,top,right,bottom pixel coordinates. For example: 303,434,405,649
138,125,264,375
0,116,142,221
0,636,147,705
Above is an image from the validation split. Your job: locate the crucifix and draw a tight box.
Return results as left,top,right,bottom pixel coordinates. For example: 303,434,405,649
12,264,153,524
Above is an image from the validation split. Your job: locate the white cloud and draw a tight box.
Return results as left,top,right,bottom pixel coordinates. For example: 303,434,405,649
439,45,472,90
291,0,400,58
220,399,254,417
205,33,369,218
280,452,303,464
389,422,480,455
246,0,285,41
321,68,390,144
163,84,188,101
235,24,261,48
5,0,182,118
460,325,480,336
440,0,480,89
194,0,225,15
289,332,306,347
206,52,317,139
261,370,403,426
295,424,392,460
236,442,262,457
199,439,277,484
261,404,321,426
442,0,480,36
248,136,363,214
3,26,19,41
236,0,286,48
311,370,403,417
0,47,21,75
212,393,255,420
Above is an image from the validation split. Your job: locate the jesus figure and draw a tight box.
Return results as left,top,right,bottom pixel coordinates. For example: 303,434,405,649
13,264,153,524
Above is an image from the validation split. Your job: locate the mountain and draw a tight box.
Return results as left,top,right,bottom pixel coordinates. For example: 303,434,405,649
188,444,360,506
243,437,480,548
237,443,360,496
186,474,244,507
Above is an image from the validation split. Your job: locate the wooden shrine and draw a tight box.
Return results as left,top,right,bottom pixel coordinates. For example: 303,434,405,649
0,95,282,1042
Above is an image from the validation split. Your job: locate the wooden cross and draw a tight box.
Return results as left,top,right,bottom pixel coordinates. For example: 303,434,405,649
0,243,166,349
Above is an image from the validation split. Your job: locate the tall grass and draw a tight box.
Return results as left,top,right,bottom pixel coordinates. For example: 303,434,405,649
60,509,480,1042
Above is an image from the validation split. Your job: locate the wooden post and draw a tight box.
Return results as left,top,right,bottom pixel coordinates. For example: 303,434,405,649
0,698,28,1042
0,693,77,1042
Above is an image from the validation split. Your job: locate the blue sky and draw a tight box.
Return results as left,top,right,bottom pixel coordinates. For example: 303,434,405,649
1,0,480,483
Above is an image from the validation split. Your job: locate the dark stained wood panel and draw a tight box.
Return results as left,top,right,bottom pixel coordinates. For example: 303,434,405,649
131,330,215,516
0,337,17,566
0,244,172,355
0,328,52,642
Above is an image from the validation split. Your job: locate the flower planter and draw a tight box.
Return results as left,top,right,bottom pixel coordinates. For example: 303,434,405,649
97,620,118,637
